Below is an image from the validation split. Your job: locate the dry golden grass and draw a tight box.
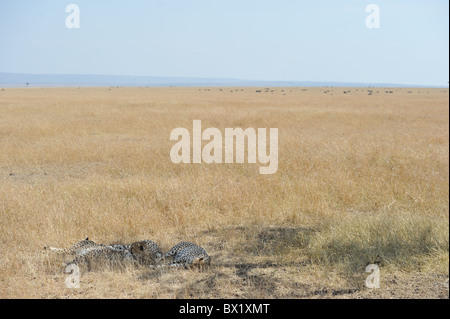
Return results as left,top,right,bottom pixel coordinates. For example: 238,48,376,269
0,87,448,299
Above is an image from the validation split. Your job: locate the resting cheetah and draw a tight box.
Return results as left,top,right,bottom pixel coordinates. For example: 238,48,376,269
107,240,163,266
129,240,163,266
65,245,134,270
43,237,103,256
164,242,211,269
45,238,163,270
164,241,197,259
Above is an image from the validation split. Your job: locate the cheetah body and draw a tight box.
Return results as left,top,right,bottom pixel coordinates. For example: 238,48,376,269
164,242,211,269
129,240,163,265
46,238,162,270
44,237,103,256
65,245,134,269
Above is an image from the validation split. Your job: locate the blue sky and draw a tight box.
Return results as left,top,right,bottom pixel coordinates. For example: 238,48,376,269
0,0,448,86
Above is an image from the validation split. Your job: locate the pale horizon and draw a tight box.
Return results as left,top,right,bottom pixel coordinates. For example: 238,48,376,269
0,0,448,87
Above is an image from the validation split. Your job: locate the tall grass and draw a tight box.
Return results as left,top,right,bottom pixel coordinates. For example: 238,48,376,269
0,87,448,298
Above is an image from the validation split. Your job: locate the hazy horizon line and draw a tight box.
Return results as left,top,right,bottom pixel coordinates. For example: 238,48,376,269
0,72,447,88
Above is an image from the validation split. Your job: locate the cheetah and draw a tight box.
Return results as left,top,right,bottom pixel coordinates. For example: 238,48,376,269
44,237,166,271
108,240,163,265
65,240,163,270
44,238,131,269
43,237,104,256
164,241,197,259
129,240,163,266
64,245,134,271
163,242,211,269
46,238,163,270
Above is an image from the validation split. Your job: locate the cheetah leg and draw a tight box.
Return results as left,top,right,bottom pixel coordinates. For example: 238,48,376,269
150,263,184,269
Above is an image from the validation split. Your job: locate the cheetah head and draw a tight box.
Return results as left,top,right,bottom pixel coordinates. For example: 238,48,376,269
130,241,163,265
191,255,211,270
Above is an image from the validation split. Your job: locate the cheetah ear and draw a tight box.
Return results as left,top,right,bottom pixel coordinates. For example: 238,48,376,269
85,237,89,240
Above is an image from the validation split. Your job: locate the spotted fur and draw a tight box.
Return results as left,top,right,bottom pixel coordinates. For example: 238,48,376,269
65,245,134,270
164,241,196,259
46,238,162,270
43,237,103,256
129,240,163,265
164,242,211,269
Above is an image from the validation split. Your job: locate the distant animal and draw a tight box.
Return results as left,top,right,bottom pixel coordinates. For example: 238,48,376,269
163,242,211,269
43,237,101,256
128,240,163,266
64,245,134,270
44,237,162,270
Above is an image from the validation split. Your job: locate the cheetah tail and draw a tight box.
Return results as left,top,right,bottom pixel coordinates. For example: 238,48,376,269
44,246,66,253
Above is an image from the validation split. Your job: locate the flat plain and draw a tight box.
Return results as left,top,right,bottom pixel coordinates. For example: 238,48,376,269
0,87,448,298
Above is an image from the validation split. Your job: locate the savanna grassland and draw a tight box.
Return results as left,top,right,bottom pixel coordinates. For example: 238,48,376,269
0,87,448,299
